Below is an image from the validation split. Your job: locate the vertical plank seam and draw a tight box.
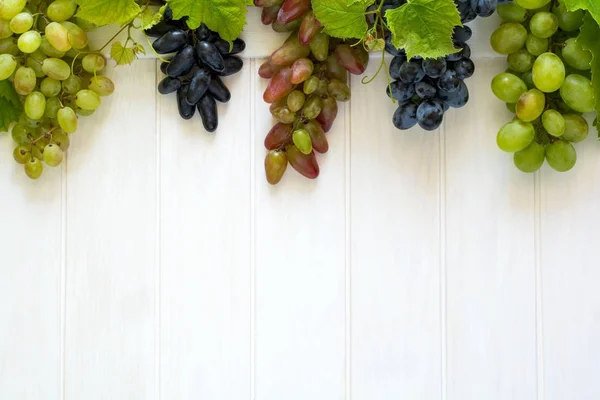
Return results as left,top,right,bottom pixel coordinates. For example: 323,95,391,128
534,172,544,400
250,58,257,400
439,120,447,400
154,60,162,400
60,147,68,400
344,75,352,400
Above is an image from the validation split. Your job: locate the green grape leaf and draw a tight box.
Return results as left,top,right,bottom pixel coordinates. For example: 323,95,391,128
312,0,375,40
562,0,600,25
166,0,250,42
578,13,600,136
0,80,22,132
110,41,137,65
76,0,141,26
140,5,166,30
386,0,461,60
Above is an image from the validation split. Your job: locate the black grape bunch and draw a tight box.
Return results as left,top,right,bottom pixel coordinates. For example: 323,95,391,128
381,0,509,131
145,7,246,133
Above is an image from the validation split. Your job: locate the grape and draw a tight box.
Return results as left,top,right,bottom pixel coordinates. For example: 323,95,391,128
81,53,105,73
514,140,545,172
0,19,12,40
490,23,527,54
17,30,41,53
497,2,527,21
42,57,71,80
553,2,584,31
309,32,330,62
559,74,595,113
532,53,565,93
301,95,322,119
454,58,475,79
39,37,65,58
166,45,195,77
47,0,77,22
438,69,460,91
470,0,497,17
89,75,115,96
11,123,31,144
393,102,418,130
334,44,367,75
525,33,548,56
390,55,407,79
328,79,350,101
264,67,294,103
9,12,32,33
497,119,535,152
286,145,319,179
277,0,311,25
207,76,231,103
491,72,527,103
62,74,82,94
507,49,534,72
529,12,559,38
303,120,328,153
0,53,16,79
24,157,44,179
287,90,305,112
298,11,321,45
195,41,225,73
303,75,319,94
24,92,46,120
265,150,288,185
52,130,70,151
0,37,18,55
0,0,26,20
75,89,101,111
219,56,244,76
61,21,88,50
57,107,78,133
387,80,415,101
316,97,338,133
439,80,469,108
545,140,576,172
271,106,296,123
44,96,62,119
43,143,64,167
45,22,71,52
13,66,36,95
415,81,437,99
292,129,312,154
561,114,588,143
290,58,313,84
271,34,310,66
453,26,473,42
516,89,545,122
399,59,425,83
13,145,31,164
416,100,444,131
562,38,592,71
152,29,187,54
542,110,566,137
265,123,293,150
325,55,347,82
515,0,550,9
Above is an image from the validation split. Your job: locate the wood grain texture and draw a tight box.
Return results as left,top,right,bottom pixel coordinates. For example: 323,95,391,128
444,58,537,400
64,61,157,400
349,61,442,400
158,61,252,400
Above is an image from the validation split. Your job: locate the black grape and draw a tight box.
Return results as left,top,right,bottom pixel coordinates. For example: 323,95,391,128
207,76,231,103
393,103,418,130
422,58,447,78
453,26,472,43
186,69,212,105
152,29,188,54
438,69,461,92
218,56,244,76
195,41,226,73
470,0,497,17
454,58,475,79
177,86,196,119
158,77,182,94
198,95,219,133
416,100,444,131
389,55,406,80
166,45,196,77
387,80,415,102
438,81,469,108
415,81,437,99
398,60,425,83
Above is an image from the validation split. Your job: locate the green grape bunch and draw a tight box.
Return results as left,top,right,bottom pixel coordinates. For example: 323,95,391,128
489,0,594,174
0,0,115,179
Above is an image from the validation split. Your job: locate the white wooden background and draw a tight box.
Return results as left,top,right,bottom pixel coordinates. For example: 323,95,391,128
1,9,599,400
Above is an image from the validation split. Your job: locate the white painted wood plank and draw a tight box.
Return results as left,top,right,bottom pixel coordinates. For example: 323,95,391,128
0,136,62,400
540,117,600,400
252,59,347,400
158,62,252,399
64,61,157,400
444,58,536,400
349,62,442,400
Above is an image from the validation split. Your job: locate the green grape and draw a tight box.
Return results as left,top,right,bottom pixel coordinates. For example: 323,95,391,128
507,49,535,72
75,89,101,111
62,74,81,94
47,0,77,22
265,150,288,185
0,37,19,55
562,38,592,71
545,140,576,172
490,23,528,55
0,53,17,80
559,74,595,113
11,123,32,144
44,96,62,119
497,2,528,22
532,53,565,92
491,72,528,103
515,0,550,9
42,57,71,80
76,108,94,117
17,30,42,53
40,77,61,97
30,145,43,160
286,90,305,112
34,136,50,151
521,71,535,89
51,130,70,151
13,145,31,164
271,106,296,124
81,54,105,73
553,2,584,31
18,112,39,128
328,79,351,101
303,76,319,95
39,37,66,58
57,106,77,133
292,129,313,155
13,66,36,95
516,89,545,122
542,110,566,137
0,0,26,19
60,21,88,50
514,141,545,172
525,33,549,56
561,114,588,142
301,95,323,119
529,12,559,38
73,17,96,32
26,50,47,77
0,19,12,40
45,22,71,52
43,143,63,167
24,91,46,120
24,157,43,179
88,75,114,96
9,12,32,33
497,119,535,152
65,46,84,59
506,103,517,113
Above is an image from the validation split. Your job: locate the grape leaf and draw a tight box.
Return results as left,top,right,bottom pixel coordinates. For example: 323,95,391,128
76,0,141,26
0,80,21,132
562,0,600,25
386,0,461,60
111,42,137,65
166,0,250,42
577,13,600,136
140,5,166,30
312,0,375,40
